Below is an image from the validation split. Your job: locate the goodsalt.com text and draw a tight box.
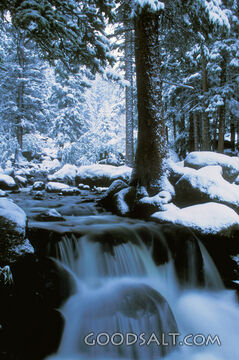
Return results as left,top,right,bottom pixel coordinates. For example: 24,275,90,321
84,332,221,347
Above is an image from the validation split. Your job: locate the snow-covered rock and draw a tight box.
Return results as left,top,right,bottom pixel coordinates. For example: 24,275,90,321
15,175,28,187
0,174,18,190
78,183,90,190
0,190,7,197
33,191,44,200
35,209,65,222
0,198,34,263
61,188,81,196
168,160,196,185
45,182,71,193
151,202,239,236
185,151,239,182
32,181,45,191
175,166,239,212
76,164,132,187
48,164,78,185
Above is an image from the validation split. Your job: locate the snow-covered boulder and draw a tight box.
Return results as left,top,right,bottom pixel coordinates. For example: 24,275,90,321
0,198,34,263
185,151,239,182
45,182,71,193
168,160,196,185
76,164,132,187
0,174,18,190
48,164,78,185
15,175,28,187
32,181,45,191
175,166,239,212
151,202,239,236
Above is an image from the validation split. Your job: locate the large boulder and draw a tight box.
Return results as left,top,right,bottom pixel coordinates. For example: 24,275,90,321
185,151,239,182
151,202,239,236
76,164,132,187
0,198,34,264
48,164,79,185
0,174,18,190
175,165,239,212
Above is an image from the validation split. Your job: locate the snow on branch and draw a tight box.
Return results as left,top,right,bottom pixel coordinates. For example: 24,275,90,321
132,0,165,15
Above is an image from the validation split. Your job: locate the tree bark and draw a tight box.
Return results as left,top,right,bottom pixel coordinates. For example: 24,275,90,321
173,114,177,141
201,46,210,150
189,112,194,152
193,112,199,151
131,6,166,195
217,55,226,153
231,122,235,152
125,21,134,167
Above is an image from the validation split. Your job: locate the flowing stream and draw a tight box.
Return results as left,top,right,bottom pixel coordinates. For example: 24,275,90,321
41,212,239,360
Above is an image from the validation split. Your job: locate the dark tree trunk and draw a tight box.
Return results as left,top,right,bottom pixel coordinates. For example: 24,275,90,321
201,46,210,150
217,55,226,153
193,112,199,151
125,21,134,167
213,117,218,151
189,112,194,152
231,122,235,152
173,114,177,141
131,6,166,195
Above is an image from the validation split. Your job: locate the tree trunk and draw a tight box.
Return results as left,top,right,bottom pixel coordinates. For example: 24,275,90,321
201,46,210,150
125,21,134,167
193,112,199,151
213,117,218,151
217,55,226,153
173,114,177,141
131,6,166,195
231,122,235,152
189,112,194,152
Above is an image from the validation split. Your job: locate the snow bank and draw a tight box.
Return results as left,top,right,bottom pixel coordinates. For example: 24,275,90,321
168,160,196,185
151,202,239,236
175,166,239,212
0,174,17,190
185,151,239,182
48,164,78,185
76,164,132,187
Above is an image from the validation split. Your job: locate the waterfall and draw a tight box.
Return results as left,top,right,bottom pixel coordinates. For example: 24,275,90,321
46,215,239,360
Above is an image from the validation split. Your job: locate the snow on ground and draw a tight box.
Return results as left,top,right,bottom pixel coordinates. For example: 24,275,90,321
48,164,78,184
0,197,27,235
41,159,61,172
175,165,239,211
185,151,239,182
151,202,239,235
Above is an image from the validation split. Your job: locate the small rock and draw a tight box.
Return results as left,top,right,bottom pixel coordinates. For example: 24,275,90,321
34,209,65,222
33,191,45,200
0,190,7,197
46,182,71,193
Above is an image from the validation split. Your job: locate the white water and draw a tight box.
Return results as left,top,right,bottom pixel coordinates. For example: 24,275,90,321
46,217,239,360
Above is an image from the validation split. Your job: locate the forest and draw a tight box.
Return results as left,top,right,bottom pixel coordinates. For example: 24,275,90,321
0,0,238,173
0,1,239,360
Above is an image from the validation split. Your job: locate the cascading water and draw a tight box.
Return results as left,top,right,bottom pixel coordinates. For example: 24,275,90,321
46,215,239,360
